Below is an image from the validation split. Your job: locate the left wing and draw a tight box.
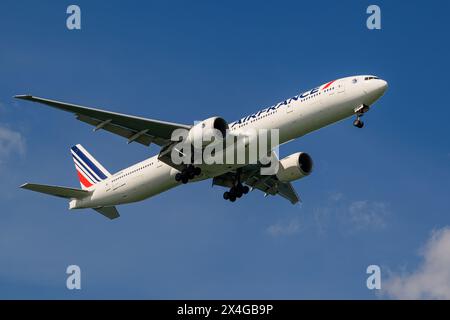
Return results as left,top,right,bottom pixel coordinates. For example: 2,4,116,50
213,165,300,204
14,95,191,147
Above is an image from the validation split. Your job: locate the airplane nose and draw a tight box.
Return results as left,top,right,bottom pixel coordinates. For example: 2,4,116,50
376,79,388,95
380,79,388,90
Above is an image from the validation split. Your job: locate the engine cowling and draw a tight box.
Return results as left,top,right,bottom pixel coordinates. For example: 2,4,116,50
187,117,228,147
276,152,313,182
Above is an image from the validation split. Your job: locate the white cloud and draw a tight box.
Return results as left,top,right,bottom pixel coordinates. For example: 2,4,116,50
347,200,388,230
329,192,344,202
383,227,450,299
0,125,26,162
265,195,389,237
267,218,301,237
312,206,332,235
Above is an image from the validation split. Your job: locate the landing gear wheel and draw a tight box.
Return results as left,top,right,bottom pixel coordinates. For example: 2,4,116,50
353,119,364,128
222,170,250,202
353,104,368,129
178,165,201,183
235,185,243,198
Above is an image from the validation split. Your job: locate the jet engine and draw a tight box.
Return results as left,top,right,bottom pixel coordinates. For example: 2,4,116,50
187,116,228,147
276,152,313,182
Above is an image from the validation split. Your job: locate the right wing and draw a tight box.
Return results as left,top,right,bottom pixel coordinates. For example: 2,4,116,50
246,175,300,204
14,95,191,147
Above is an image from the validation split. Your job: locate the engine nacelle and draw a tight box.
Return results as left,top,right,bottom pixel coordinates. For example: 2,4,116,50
276,152,313,182
187,117,228,147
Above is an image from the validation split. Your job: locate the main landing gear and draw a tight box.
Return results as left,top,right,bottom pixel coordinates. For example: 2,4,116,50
223,169,250,202
175,165,201,184
223,184,250,202
353,104,370,129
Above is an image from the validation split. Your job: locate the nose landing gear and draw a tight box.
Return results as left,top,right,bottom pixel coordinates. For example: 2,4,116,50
353,104,369,129
353,117,364,128
175,165,202,184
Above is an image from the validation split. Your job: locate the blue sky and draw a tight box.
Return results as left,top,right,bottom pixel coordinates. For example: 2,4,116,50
0,0,449,299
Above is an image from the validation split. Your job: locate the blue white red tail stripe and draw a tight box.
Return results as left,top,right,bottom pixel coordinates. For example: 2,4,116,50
71,145,109,180
76,169,93,188
73,157,98,183
70,144,111,190
71,152,101,182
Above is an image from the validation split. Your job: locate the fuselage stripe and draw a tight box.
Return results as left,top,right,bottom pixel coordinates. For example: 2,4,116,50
322,80,335,90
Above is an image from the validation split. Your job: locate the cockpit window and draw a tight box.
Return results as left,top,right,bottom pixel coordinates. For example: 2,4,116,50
364,76,380,80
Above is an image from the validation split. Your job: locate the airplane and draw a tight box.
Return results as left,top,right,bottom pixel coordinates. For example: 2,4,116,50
15,75,388,219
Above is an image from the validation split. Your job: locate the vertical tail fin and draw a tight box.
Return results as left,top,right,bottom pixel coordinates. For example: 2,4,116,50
70,144,111,190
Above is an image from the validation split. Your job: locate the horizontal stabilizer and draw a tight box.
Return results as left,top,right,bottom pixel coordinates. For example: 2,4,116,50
93,206,120,220
20,183,90,199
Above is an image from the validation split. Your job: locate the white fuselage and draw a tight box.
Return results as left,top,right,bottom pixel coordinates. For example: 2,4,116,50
71,75,387,209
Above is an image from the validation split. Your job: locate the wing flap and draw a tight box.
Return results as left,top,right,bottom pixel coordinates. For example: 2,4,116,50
76,114,155,146
244,173,300,204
